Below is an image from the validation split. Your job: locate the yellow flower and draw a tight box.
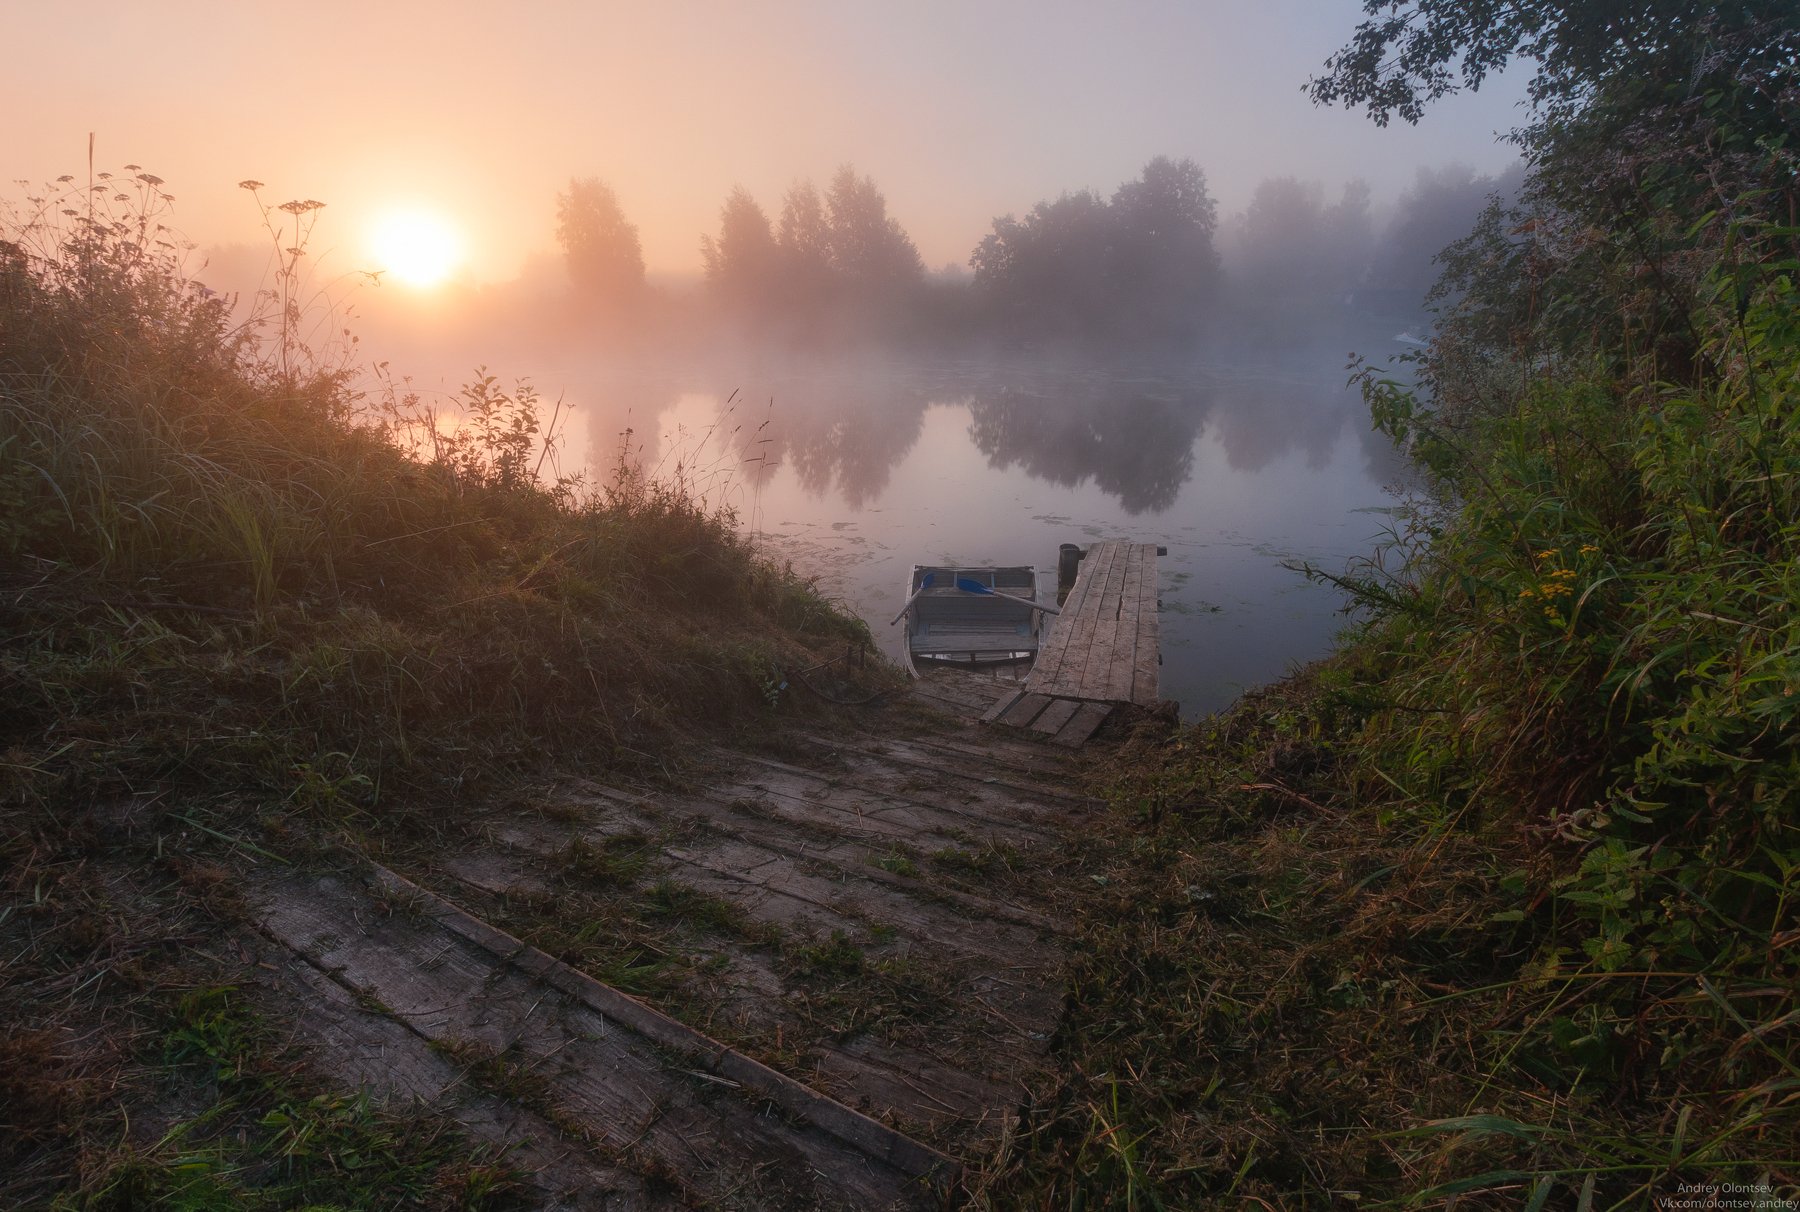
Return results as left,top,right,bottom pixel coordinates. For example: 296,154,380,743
1579,543,1601,555
1537,549,1557,561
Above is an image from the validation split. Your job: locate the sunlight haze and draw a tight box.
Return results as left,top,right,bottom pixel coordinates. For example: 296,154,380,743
6,0,1527,282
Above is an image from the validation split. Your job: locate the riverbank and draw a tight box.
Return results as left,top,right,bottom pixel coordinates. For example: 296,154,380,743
0,215,902,1206
969,288,1800,1206
7,182,1795,1207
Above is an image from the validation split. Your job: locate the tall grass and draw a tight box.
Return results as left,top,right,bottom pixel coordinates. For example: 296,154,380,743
970,273,1799,1207
1,170,887,1207
0,170,870,815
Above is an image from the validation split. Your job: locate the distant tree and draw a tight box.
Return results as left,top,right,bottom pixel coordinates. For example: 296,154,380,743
700,186,778,308
971,157,1221,345
1325,180,1373,265
1227,177,1372,304
1108,156,1220,337
1231,177,1327,296
775,179,834,309
970,191,1116,335
1367,163,1519,302
556,177,644,304
823,165,923,288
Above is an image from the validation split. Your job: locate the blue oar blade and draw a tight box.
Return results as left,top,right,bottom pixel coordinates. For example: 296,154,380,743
955,577,994,595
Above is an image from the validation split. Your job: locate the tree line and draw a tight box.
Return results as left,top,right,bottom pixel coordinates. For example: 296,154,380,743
553,155,1520,349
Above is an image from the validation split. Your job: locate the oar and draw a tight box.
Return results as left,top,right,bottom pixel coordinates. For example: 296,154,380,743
955,577,1061,615
889,571,936,625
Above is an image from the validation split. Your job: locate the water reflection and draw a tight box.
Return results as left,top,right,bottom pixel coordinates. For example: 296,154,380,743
725,375,934,508
558,355,1395,522
345,339,1408,714
965,380,1210,514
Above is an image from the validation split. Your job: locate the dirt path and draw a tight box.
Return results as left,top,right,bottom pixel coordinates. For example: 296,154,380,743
244,672,1100,1209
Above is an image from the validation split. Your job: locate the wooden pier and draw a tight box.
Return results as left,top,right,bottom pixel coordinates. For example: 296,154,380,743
982,540,1162,746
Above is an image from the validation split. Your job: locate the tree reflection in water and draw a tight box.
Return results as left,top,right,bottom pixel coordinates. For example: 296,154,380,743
965,379,1210,515
562,351,1397,521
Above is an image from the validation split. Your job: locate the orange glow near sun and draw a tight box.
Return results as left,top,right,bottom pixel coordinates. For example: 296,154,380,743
369,210,463,288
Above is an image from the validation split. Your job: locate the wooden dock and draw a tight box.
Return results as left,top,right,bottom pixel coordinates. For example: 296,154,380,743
981,541,1162,746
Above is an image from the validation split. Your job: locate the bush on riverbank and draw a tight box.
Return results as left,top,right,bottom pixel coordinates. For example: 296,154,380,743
972,249,1800,1211
973,9,1800,1198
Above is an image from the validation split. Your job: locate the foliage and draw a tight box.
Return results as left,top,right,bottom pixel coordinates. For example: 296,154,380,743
698,165,924,332
0,169,869,814
555,176,645,305
1349,279,1800,977
969,157,1222,346
823,164,925,288
1224,175,1374,308
1307,0,1799,129
974,9,1800,1207
1325,3,1799,396
2,167,889,1204
431,371,552,493
699,185,779,307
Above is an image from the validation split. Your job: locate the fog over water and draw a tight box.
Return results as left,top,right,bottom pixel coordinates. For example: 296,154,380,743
359,332,1414,715
4,1,1534,714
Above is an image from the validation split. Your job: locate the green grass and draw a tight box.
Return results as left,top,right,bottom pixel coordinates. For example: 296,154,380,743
46,987,527,1211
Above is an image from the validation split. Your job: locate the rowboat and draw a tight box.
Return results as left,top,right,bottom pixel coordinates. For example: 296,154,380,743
892,565,1058,675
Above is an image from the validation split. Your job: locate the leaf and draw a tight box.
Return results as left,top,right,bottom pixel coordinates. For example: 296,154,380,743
1412,1169,1535,1198
1387,1113,1542,1140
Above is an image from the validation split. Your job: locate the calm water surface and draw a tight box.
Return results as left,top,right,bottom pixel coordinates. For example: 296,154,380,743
543,350,1409,717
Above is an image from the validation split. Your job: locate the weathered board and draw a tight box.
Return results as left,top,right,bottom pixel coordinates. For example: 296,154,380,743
249,699,1100,1204
1025,541,1160,707
979,689,1115,748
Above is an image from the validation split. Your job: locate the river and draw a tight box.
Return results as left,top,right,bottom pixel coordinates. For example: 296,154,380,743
532,346,1411,717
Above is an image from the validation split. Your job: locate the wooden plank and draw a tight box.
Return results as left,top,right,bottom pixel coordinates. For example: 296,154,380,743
980,688,1028,724
257,868,951,1207
999,692,1052,729
1049,540,1115,692
1103,545,1145,702
1052,701,1113,748
363,867,953,1187
1116,543,1159,705
1028,697,1081,736
1023,540,1162,709
1029,545,1100,692
1034,542,1117,700
1130,544,1160,705
1073,542,1131,700
1123,543,1154,702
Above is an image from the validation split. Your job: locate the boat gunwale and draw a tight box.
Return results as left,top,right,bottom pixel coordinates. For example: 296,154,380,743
899,563,1046,675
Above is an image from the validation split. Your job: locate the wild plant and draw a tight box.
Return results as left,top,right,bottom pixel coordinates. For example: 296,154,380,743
1297,267,1800,1198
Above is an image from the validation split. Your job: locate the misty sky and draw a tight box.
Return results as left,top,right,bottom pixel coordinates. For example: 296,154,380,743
7,0,1528,283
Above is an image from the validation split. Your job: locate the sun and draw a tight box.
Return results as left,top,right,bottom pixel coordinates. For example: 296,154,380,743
368,210,463,288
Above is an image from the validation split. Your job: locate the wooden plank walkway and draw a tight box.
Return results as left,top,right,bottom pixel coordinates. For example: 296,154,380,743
980,541,1161,745
245,676,1095,1208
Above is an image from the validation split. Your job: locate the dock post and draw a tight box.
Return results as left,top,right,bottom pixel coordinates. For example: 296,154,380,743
1057,544,1083,605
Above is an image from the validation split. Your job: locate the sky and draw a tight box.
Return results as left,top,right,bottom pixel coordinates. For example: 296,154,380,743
5,0,1530,284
